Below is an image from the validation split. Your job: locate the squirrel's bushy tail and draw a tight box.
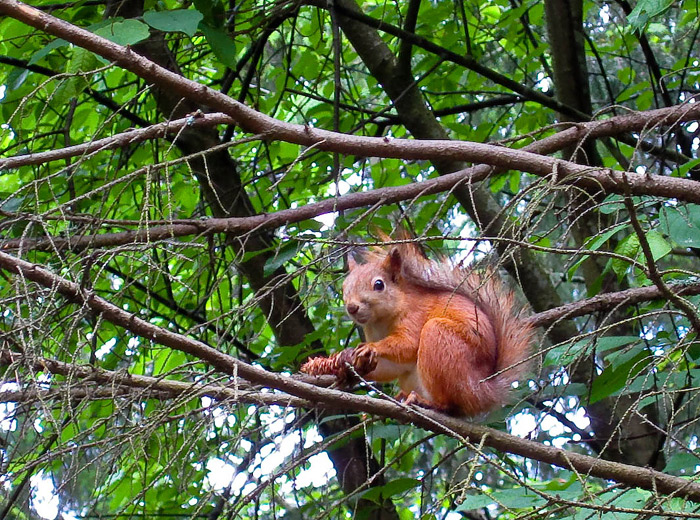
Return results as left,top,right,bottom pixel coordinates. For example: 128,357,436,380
390,239,534,412
470,272,533,390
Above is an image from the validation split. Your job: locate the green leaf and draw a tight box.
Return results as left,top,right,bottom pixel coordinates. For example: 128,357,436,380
599,194,626,214
491,487,547,508
611,229,672,277
53,46,99,106
381,477,420,498
673,157,700,178
67,46,99,74
152,349,188,376
590,349,650,403
660,204,700,248
95,19,150,46
644,229,671,261
200,23,237,68
0,196,23,213
53,77,84,107
360,478,419,503
687,341,700,361
545,342,585,367
5,67,29,91
627,0,674,30
596,336,641,352
0,172,20,192
295,52,320,80
616,66,636,83
143,10,203,37
489,172,508,193
603,488,651,511
509,171,521,194
267,342,304,370
481,5,501,23
28,38,68,66
567,223,627,280
456,493,493,511
541,472,576,491
664,452,700,475
172,180,198,214
369,423,411,440
263,241,300,277
192,0,225,23
611,233,639,277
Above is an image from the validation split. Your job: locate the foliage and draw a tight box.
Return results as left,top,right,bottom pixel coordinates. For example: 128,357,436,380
0,0,700,519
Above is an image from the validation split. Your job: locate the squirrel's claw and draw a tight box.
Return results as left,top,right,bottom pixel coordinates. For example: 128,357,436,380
401,391,450,414
352,344,377,375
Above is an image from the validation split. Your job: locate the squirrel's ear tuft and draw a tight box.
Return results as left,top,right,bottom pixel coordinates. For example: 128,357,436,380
347,253,358,271
386,247,403,281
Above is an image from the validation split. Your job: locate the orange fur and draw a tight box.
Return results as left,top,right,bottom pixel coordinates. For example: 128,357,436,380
303,236,533,417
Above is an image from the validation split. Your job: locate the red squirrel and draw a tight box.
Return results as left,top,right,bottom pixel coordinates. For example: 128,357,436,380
301,238,533,416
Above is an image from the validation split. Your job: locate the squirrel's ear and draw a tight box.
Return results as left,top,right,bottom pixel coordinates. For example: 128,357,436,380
347,254,358,271
385,247,402,281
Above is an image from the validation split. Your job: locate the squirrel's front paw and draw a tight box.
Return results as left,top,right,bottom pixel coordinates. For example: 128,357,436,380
352,344,377,376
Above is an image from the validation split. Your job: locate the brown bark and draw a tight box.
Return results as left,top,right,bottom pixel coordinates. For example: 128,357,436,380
332,0,572,323
544,0,664,467
2,339,700,503
334,0,665,467
100,1,396,516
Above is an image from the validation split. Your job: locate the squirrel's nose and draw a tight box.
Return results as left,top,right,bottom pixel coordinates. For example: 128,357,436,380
346,303,359,315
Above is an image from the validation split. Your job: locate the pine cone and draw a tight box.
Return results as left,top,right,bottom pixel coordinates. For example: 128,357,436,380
300,346,376,383
300,348,353,376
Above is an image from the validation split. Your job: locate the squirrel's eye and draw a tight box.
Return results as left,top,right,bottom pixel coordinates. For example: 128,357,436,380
373,279,385,291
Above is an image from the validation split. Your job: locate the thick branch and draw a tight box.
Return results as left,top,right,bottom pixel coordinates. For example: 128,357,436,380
528,281,700,328
0,349,313,408
0,249,335,402
304,0,585,119
1,347,700,502
1,0,699,206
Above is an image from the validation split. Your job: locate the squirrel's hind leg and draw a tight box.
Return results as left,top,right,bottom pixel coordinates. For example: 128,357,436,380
418,317,498,416
400,390,451,414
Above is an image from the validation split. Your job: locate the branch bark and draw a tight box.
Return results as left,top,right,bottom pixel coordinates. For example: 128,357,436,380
1,1,699,205
2,344,700,502
2,250,700,501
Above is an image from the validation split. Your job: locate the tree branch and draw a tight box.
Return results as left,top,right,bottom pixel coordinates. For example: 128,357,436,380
0,112,233,170
1,345,700,502
304,0,585,119
2,0,698,208
528,281,700,328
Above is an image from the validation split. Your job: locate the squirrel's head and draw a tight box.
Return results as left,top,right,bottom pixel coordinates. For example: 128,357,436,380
342,247,405,327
